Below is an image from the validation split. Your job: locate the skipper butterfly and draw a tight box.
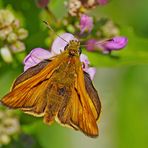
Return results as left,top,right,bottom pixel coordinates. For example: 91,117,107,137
1,39,101,137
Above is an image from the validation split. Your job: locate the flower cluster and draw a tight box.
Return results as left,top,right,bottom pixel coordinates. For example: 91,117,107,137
41,1,128,55
0,109,20,145
79,14,128,53
67,0,109,16
0,9,28,63
31,0,128,79
0,1,128,78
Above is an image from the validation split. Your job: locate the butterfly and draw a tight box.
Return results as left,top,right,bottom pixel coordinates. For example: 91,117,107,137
1,39,101,138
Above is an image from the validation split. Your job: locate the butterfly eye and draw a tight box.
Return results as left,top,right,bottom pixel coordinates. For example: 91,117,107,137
79,47,82,55
64,44,69,51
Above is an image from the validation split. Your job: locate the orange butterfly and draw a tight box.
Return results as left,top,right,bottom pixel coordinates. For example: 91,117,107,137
1,39,101,137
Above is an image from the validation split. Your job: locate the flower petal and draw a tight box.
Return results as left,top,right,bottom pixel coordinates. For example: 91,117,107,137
80,54,96,80
86,39,97,51
51,33,77,55
97,0,108,5
86,37,128,53
24,48,52,71
80,54,90,68
85,67,96,80
103,37,128,51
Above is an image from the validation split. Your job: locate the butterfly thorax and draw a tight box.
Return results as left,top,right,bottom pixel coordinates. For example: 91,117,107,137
65,40,80,56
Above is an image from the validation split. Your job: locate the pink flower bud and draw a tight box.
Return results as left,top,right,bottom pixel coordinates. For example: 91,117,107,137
80,14,93,34
97,0,108,5
37,0,49,8
86,37,128,53
100,37,128,53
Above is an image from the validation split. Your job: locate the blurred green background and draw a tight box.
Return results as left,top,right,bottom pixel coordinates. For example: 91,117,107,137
0,0,148,148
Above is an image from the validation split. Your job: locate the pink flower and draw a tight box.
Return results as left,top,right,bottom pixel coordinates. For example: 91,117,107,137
80,14,93,34
36,0,49,8
97,0,108,5
86,37,128,53
86,39,97,51
24,33,96,80
101,37,128,51
51,33,78,55
24,48,53,71
80,54,96,80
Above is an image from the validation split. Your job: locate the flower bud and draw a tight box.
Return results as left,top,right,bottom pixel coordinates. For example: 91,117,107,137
17,28,28,40
10,41,25,53
86,37,128,53
0,46,13,63
37,0,49,8
0,26,12,40
101,20,119,37
12,19,20,29
0,134,10,145
7,32,17,43
97,0,108,5
0,10,15,28
80,14,93,34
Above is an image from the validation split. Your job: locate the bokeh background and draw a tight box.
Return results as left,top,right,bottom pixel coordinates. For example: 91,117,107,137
0,0,148,148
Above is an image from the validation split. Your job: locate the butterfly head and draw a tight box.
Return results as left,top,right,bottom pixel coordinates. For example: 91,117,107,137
64,40,81,56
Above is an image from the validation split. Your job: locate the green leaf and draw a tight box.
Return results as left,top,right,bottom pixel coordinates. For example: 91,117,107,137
117,66,148,148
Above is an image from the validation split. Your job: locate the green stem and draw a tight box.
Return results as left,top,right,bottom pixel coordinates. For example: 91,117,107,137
44,6,57,23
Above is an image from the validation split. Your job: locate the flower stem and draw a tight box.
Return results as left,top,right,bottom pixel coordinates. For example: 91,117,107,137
44,6,57,23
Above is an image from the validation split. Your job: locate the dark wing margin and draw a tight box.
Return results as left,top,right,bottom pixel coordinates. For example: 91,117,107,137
84,72,101,120
12,60,50,89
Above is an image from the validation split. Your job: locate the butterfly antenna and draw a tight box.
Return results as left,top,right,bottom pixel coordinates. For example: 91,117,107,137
43,21,69,44
80,39,108,47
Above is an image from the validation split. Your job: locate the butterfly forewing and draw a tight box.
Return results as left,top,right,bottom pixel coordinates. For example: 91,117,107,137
1,54,66,115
